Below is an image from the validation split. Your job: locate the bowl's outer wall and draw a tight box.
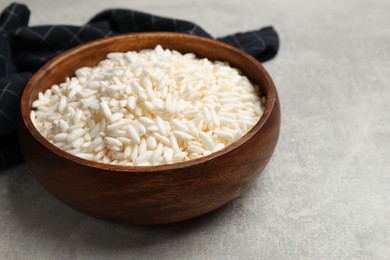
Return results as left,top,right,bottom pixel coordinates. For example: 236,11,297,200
19,33,281,224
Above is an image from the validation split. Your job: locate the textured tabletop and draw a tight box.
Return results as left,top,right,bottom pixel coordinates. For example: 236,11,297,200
1,0,390,259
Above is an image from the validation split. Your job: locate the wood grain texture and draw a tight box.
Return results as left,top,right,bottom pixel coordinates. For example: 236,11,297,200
19,33,280,225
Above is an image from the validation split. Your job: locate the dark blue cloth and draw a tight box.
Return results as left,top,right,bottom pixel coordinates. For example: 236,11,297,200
0,3,279,169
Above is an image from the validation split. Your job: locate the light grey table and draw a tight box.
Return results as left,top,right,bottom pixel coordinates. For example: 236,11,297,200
1,0,389,259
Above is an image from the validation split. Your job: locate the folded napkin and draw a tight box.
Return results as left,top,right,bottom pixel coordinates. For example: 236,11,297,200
0,2,279,169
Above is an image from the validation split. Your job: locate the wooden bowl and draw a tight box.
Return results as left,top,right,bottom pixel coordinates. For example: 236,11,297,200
19,33,280,225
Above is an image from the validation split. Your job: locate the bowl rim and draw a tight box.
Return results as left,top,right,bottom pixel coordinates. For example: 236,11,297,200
20,32,277,173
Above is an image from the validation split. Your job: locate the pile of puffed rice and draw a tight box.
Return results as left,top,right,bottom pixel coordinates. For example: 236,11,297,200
30,45,265,166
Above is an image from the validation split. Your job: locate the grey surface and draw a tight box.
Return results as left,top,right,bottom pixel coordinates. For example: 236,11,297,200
1,0,390,259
